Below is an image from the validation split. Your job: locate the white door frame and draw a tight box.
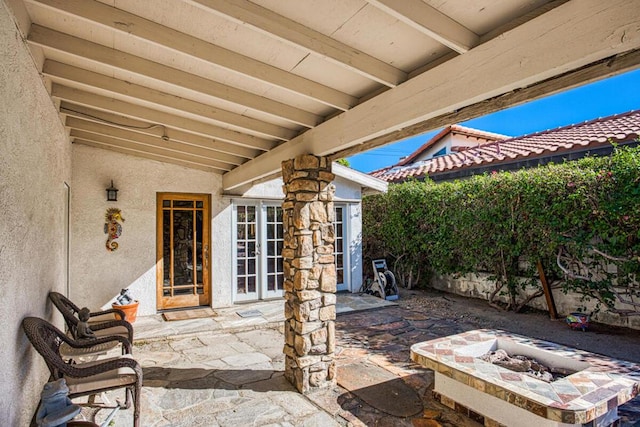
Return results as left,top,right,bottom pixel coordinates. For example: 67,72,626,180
232,200,285,302
334,203,351,292
260,202,284,299
233,201,259,302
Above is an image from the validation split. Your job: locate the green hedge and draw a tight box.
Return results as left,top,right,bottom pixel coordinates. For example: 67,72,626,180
363,145,640,312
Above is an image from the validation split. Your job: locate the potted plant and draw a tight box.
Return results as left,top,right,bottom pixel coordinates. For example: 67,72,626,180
111,288,139,323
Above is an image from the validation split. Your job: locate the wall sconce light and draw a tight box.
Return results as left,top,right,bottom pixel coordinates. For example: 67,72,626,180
106,180,119,202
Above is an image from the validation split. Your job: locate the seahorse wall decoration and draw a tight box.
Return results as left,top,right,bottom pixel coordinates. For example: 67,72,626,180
104,208,125,251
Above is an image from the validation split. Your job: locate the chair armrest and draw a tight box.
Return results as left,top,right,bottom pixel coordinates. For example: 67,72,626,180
90,308,126,321
64,355,142,381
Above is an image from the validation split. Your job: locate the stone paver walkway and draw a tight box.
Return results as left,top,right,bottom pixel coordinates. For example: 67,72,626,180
81,292,640,427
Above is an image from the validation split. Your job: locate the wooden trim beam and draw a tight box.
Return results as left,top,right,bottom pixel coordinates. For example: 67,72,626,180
71,130,233,171
193,0,406,87
30,0,357,111
52,85,277,151
27,24,320,129
43,60,294,141
73,138,220,173
366,0,479,54
66,117,246,166
223,0,640,190
333,49,640,160
59,102,260,160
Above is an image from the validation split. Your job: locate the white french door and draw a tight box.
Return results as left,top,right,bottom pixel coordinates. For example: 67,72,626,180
234,202,284,302
334,205,349,292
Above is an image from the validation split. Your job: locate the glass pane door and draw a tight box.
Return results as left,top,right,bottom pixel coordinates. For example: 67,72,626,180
334,205,348,292
234,202,285,301
157,194,210,310
263,205,284,298
235,204,258,301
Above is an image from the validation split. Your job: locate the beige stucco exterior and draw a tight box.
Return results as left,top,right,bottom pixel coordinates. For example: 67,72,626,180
70,146,368,315
70,144,224,316
1,5,72,423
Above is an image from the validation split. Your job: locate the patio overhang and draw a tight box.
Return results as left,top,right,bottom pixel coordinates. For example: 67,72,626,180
5,0,640,191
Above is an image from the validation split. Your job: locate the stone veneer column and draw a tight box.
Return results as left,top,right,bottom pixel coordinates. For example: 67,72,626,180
281,154,337,393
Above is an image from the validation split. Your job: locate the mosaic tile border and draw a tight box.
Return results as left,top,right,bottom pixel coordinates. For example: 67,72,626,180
411,329,640,424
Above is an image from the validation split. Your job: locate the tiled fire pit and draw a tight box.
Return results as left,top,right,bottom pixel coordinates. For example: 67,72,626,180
411,329,640,427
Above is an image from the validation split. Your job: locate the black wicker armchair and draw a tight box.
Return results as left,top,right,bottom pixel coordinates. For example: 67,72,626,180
22,317,141,427
48,292,134,344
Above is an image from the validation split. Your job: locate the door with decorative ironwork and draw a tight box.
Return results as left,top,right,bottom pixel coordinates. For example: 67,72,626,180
156,193,210,310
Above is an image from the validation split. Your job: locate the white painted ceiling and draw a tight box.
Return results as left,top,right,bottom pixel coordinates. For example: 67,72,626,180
7,0,640,190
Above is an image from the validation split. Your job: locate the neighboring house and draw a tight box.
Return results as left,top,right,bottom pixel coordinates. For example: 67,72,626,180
371,110,640,183
396,124,509,165
71,149,386,315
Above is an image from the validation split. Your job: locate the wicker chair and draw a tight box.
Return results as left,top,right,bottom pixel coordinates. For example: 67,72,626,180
48,292,134,344
22,317,141,427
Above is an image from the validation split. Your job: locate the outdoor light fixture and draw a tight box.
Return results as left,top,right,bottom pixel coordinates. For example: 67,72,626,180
106,180,119,202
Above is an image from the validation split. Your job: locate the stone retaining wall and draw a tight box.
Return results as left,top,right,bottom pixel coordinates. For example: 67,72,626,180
431,273,640,330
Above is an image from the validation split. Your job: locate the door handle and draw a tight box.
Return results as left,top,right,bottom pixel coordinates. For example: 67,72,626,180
204,245,209,269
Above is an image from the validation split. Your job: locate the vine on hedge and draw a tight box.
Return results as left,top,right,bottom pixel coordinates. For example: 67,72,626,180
363,145,640,313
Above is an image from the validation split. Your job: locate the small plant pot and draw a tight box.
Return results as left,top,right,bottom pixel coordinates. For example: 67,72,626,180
112,300,139,323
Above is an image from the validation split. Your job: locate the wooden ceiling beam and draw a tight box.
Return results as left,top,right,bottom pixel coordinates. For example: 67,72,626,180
71,130,233,171
59,102,260,160
192,0,406,87
73,138,221,173
366,0,479,54
27,24,320,129
43,60,293,141
66,117,246,166
223,0,640,190
30,0,357,111
52,85,277,151
333,49,640,160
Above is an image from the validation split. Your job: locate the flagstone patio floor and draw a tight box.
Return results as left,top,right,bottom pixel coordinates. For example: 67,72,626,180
78,291,640,427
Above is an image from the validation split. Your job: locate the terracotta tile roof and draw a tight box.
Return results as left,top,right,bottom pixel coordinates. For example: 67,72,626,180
370,110,640,182
397,124,509,166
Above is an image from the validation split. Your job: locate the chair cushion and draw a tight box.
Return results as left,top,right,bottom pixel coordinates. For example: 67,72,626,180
88,313,117,323
65,355,138,395
94,326,130,340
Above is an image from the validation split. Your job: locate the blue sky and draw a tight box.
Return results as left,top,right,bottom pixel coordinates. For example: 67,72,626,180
348,68,640,173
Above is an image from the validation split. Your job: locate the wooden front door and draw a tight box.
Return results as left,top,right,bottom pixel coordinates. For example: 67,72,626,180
156,193,211,310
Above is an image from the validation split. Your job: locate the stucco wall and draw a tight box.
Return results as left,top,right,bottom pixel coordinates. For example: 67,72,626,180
70,152,369,314
431,273,640,330
347,202,364,293
242,170,363,201
0,3,72,423
211,196,234,308
414,136,450,162
70,145,223,315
